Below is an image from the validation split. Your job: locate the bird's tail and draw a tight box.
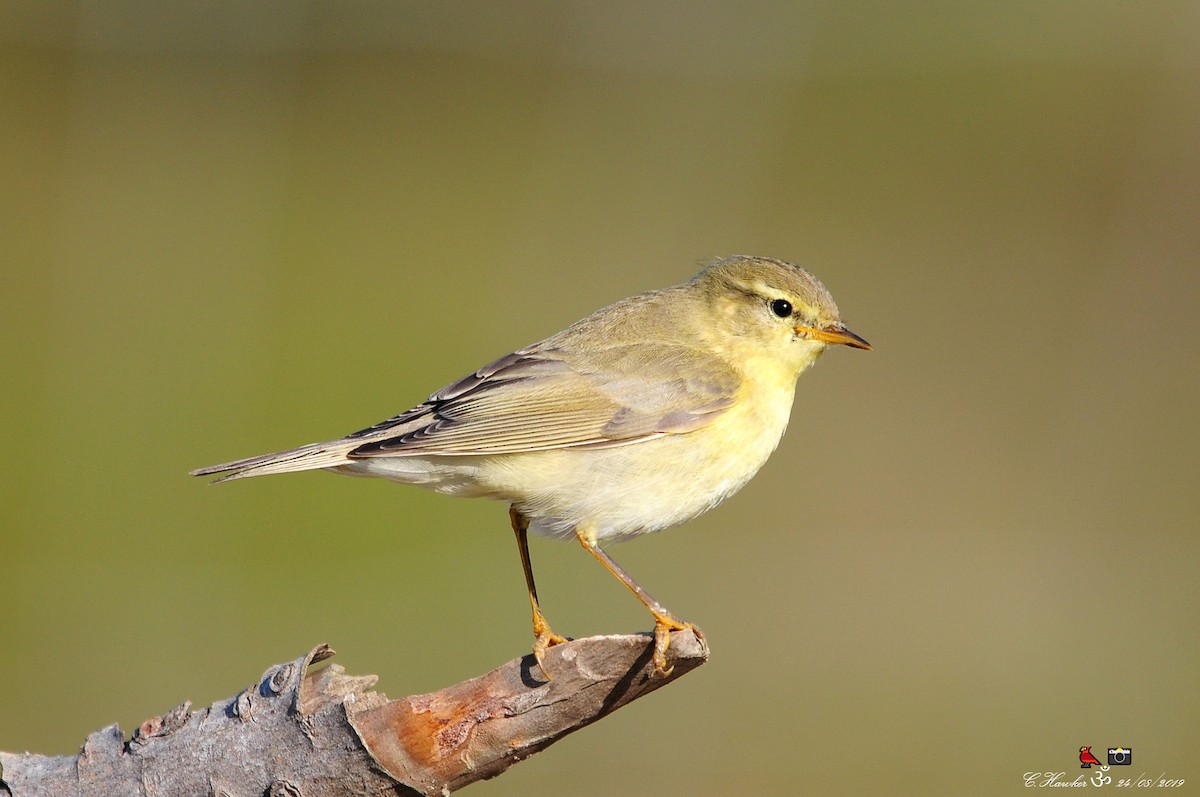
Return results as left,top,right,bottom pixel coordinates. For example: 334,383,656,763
190,441,355,483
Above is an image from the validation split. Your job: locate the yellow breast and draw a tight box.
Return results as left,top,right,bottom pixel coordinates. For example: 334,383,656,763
479,350,805,542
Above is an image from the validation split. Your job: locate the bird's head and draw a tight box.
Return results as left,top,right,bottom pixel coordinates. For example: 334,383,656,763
691,255,871,379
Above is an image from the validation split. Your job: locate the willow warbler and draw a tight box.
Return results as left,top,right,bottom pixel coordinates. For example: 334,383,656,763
193,255,870,674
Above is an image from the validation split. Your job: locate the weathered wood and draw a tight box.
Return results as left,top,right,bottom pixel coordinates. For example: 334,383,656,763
0,630,707,796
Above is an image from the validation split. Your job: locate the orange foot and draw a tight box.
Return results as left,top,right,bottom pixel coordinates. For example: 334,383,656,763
531,608,570,679
651,612,705,676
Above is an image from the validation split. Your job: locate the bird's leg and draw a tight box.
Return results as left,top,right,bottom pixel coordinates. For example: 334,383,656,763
575,529,705,676
510,506,568,677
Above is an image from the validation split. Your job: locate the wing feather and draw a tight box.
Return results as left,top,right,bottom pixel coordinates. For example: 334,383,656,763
347,343,739,458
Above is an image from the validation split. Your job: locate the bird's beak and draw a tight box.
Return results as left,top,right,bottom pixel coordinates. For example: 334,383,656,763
796,323,872,350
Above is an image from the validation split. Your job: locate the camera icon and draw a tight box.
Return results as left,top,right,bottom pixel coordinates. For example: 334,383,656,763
1107,747,1132,766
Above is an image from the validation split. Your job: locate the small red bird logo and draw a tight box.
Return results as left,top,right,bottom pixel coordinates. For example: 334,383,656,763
1080,746,1103,768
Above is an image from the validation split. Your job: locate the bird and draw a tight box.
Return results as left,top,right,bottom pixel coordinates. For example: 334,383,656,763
1080,746,1103,768
192,255,871,675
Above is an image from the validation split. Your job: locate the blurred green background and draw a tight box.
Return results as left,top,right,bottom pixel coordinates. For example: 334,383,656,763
3,2,1197,794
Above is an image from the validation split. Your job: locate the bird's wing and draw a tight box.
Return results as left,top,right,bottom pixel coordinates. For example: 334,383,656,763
346,342,740,458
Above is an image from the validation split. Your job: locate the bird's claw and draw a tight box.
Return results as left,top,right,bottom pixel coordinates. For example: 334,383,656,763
531,616,569,679
651,614,704,677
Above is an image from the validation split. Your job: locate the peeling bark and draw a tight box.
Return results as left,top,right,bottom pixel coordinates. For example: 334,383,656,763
0,630,707,796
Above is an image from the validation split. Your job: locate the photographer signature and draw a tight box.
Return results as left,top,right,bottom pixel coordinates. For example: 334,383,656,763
1024,770,1185,788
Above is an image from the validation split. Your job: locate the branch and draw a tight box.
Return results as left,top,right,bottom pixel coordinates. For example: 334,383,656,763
0,630,707,797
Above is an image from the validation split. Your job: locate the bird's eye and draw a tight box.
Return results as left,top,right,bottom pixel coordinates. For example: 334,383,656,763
769,299,793,318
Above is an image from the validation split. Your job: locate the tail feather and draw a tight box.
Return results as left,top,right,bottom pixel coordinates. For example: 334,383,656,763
190,441,355,483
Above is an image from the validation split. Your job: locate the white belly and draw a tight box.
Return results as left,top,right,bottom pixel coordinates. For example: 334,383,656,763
337,381,795,544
